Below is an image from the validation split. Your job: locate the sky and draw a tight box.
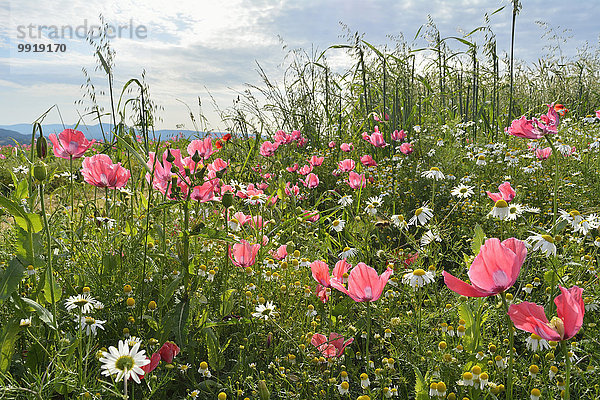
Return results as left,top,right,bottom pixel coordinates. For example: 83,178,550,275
0,0,598,131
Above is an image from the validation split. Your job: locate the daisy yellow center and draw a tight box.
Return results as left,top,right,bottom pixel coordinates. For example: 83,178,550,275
343,247,350,252
115,355,135,371
250,195,261,200
415,208,423,216
85,317,95,325
478,155,485,160
541,234,554,243
74,299,89,306
494,199,508,208
412,269,426,276
430,167,440,171
460,188,468,193
333,220,340,226
570,210,580,217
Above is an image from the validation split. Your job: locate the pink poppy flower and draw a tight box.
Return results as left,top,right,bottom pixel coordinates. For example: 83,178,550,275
287,163,299,172
535,147,552,160
81,154,130,189
274,130,292,145
366,127,387,148
508,286,584,341
308,155,324,166
328,141,336,148
259,141,279,157
291,130,302,141
348,171,366,189
338,158,356,172
302,173,319,189
310,259,350,288
49,129,95,159
187,137,217,160
373,113,389,122
486,182,516,203
391,129,406,141
229,240,260,268
271,245,287,261
141,352,161,375
399,142,413,155
302,210,320,222
298,164,313,176
442,238,526,297
158,341,180,364
340,143,354,152
596,110,600,119
311,333,354,358
360,155,377,167
330,262,393,302
285,182,300,197
190,178,219,203
506,103,559,139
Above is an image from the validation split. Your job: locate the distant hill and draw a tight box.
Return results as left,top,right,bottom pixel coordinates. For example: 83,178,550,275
0,128,31,145
0,124,214,142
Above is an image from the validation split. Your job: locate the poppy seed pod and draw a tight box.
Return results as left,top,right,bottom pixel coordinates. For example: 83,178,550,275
36,135,47,159
222,192,234,208
191,150,201,163
166,149,175,163
33,162,47,182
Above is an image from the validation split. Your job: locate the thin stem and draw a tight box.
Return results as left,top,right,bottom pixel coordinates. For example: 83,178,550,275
562,341,571,400
500,292,514,400
365,301,371,372
39,184,58,330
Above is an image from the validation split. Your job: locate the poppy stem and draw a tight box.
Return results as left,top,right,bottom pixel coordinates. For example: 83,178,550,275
365,301,371,372
562,341,571,400
500,292,514,400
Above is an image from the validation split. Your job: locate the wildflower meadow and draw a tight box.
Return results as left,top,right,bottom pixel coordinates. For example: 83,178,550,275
2,3,600,400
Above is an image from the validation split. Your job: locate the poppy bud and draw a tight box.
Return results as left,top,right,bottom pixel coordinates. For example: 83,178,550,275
192,150,201,163
36,135,48,159
166,149,175,163
222,192,234,208
258,380,270,400
33,162,47,182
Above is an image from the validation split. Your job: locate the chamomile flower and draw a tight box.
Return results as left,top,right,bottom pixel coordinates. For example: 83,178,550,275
409,206,433,226
402,269,435,288
337,381,350,395
331,219,346,232
99,340,150,383
189,389,201,399
391,215,408,230
421,167,445,180
198,361,211,377
65,293,98,314
338,195,353,207
252,301,277,320
245,193,267,205
78,316,106,336
526,232,557,257
506,203,524,221
451,184,474,199
20,318,31,327
421,228,442,246
489,199,510,220
339,247,358,258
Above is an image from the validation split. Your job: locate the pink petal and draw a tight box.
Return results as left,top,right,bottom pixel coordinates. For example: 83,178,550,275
508,302,561,341
555,286,584,340
442,271,494,297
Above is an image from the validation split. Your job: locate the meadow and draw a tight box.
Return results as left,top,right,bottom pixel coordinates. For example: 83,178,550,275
2,9,600,400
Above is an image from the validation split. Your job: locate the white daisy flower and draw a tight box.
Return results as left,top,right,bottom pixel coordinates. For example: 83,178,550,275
421,167,445,180
475,154,487,166
526,232,557,257
339,247,358,258
65,293,98,314
338,195,353,207
331,219,346,232
78,316,106,336
488,200,510,220
198,361,212,377
99,340,150,384
20,318,31,327
409,206,433,226
252,301,277,320
506,203,524,221
244,193,268,205
525,333,550,352
337,381,350,395
451,184,474,199
402,269,435,288
391,215,408,230
421,228,442,246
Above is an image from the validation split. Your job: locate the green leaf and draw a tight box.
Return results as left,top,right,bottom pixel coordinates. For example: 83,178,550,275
14,179,29,201
220,289,236,317
412,365,429,400
0,320,21,373
38,267,62,305
0,258,25,303
0,196,42,233
21,296,56,329
471,224,485,255
203,327,225,370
